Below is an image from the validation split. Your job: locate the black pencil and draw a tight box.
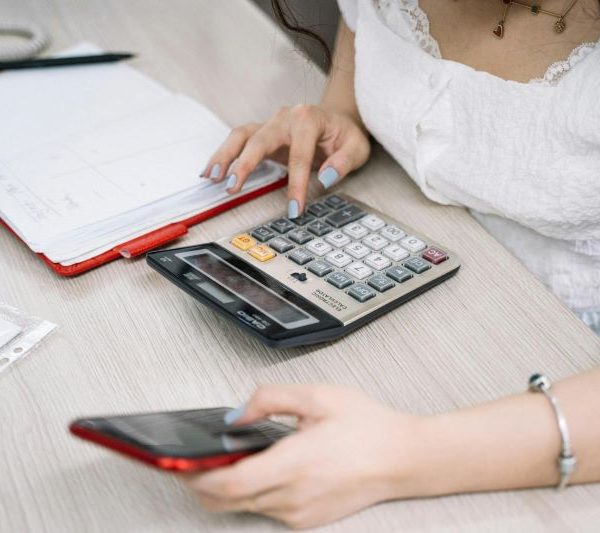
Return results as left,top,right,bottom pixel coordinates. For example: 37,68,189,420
0,53,135,71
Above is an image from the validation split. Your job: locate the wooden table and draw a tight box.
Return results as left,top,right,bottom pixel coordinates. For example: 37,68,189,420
1,1,599,531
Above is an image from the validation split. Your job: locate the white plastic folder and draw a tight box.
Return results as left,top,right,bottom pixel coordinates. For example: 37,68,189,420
0,43,286,273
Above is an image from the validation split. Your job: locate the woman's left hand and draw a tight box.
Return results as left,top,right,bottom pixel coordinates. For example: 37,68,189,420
181,384,427,529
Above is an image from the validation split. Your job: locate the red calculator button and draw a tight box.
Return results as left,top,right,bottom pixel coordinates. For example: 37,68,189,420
422,247,448,265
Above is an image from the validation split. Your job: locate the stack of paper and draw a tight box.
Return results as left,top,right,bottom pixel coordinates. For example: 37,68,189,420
0,44,284,266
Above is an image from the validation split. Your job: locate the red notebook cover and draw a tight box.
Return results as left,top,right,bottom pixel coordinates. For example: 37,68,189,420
1,177,287,277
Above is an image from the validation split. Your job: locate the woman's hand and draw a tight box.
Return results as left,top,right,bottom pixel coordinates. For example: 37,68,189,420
201,106,370,218
181,385,427,529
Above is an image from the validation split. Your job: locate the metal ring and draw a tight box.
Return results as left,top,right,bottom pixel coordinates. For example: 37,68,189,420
0,22,50,61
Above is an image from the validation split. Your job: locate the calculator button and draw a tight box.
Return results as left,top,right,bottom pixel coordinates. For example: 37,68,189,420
325,251,352,268
307,202,332,217
251,226,275,242
346,262,373,280
363,234,389,251
288,248,314,265
325,205,365,228
404,256,431,274
383,244,409,262
347,284,377,303
290,213,315,226
325,231,351,247
268,237,294,253
367,274,395,292
386,266,413,283
422,246,448,265
343,222,369,239
231,234,256,251
400,235,427,253
364,253,391,271
270,218,295,234
307,260,334,277
248,245,276,262
288,229,314,244
380,225,406,242
324,195,347,209
326,271,354,289
307,220,333,236
306,239,333,256
345,242,371,259
360,214,386,231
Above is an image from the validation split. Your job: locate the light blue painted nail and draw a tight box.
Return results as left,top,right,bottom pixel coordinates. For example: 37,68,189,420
224,404,246,425
288,199,299,219
226,174,238,189
318,166,339,189
209,163,221,179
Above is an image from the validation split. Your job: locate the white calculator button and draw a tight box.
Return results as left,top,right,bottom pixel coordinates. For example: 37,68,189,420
383,244,409,262
306,239,333,256
380,225,406,242
343,222,369,240
364,253,391,270
325,251,353,268
400,235,427,253
325,231,351,248
360,214,386,231
345,242,370,259
363,234,389,251
346,262,373,280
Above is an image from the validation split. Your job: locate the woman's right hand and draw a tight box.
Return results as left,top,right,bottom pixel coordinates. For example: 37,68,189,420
201,105,371,219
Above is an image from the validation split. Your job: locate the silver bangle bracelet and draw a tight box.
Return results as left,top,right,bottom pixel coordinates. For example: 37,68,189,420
528,373,577,490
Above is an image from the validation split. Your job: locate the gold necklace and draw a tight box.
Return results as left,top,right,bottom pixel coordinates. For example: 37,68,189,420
493,0,581,38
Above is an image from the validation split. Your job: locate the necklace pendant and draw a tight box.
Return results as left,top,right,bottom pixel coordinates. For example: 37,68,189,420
493,21,505,38
554,18,566,33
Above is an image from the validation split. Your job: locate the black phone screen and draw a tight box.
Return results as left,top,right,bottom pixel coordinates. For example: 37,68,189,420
77,408,292,458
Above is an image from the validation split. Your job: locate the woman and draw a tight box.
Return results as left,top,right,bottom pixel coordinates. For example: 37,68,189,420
188,0,600,528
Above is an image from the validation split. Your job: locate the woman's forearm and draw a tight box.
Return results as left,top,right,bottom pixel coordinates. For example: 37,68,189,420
395,369,600,498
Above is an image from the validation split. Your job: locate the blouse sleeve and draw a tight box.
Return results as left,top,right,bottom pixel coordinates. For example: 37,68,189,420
337,0,358,32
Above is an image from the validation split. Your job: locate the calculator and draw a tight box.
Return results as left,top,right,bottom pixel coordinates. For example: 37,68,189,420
147,194,460,347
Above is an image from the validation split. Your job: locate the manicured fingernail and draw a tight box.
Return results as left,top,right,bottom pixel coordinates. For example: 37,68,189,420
224,404,246,425
288,199,300,219
318,166,339,189
209,163,221,179
226,174,238,190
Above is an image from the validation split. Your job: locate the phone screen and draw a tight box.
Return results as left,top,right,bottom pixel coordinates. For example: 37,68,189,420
76,408,292,458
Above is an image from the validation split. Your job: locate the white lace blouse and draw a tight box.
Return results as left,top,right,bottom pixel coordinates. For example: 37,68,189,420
337,0,600,328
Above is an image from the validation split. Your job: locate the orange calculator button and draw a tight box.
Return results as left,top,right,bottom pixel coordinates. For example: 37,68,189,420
248,245,276,262
231,234,256,251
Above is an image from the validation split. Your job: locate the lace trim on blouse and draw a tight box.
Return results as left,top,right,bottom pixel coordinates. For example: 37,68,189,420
374,0,599,85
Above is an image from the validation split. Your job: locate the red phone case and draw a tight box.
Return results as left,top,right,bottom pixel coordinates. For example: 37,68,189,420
69,422,252,471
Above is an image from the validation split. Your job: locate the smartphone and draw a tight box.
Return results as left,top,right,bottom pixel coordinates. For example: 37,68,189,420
69,408,293,472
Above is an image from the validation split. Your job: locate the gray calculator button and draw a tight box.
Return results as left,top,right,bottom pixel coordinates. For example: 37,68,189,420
307,202,332,217
324,195,347,209
307,260,334,277
404,257,431,274
288,248,314,265
367,274,395,292
326,271,354,289
325,205,365,228
252,226,275,242
307,220,333,236
288,229,314,244
290,213,316,226
386,266,413,283
347,283,376,303
269,237,294,253
270,218,295,233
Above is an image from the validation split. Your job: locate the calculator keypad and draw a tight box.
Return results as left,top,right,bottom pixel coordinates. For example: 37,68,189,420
307,202,332,217
231,234,256,251
345,242,371,259
363,234,389,251
248,245,276,262
306,239,332,256
288,229,313,245
326,251,352,268
364,253,391,271
307,220,333,236
346,262,373,280
269,237,294,253
270,218,295,234
327,271,353,289
252,226,275,242
307,260,334,277
326,231,351,248
288,248,313,265
325,205,365,228
343,223,369,239
400,235,426,253
347,284,377,303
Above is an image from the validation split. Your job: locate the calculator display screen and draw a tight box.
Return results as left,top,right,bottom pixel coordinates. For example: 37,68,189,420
177,250,318,329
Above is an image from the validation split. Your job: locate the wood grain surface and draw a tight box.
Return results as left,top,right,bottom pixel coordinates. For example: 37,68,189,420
1,1,599,532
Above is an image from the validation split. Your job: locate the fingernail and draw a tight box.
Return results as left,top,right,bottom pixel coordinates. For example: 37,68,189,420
224,404,246,425
288,199,300,219
318,166,339,189
209,163,221,179
226,174,238,190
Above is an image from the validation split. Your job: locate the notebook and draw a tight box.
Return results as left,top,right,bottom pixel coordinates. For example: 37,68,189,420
0,43,287,275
